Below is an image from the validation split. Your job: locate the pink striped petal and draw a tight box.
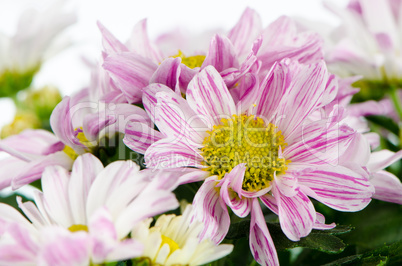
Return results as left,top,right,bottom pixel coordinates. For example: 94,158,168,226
82,113,116,142
368,150,402,172
202,34,239,72
187,66,236,126
142,83,176,124
124,121,164,154
220,164,252,218
144,139,204,169
12,151,73,190
97,21,128,54
228,8,262,58
283,122,356,166
0,157,25,190
127,19,164,64
68,154,104,225
0,129,64,157
17,196,47,228
192,175,230,244
274,60,329,140
233,73,258,113
0,203,34,230
313,212,336,230
50,96,86,154
298,165,374,211
275,172,298,197
273,185,315,241
154,90,208,145
260,193,279,215
370,171,402,205
150,57,181,92
258,16,323,71
103,52,158,103
89,208,143,263
39,227,90,266
249,198,279,266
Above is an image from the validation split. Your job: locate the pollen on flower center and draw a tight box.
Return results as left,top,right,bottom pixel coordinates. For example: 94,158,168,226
68,224,89,233
172,50,205,69
201,114,290,192
160,235,180,255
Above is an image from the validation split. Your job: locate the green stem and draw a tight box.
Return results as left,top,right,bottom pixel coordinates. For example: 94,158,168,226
389,86,402,145
389,86,402,121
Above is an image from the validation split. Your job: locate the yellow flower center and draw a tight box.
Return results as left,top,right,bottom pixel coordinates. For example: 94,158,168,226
172,50,205,69
201,114,290,192
68,224,88,232
160,235,180,256
62,127,95,159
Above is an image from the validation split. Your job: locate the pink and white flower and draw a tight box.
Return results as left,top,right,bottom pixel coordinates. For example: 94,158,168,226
99,8,323,106
0,85,151,190
131,60,374,265
325,0,402,82
0,153,179,265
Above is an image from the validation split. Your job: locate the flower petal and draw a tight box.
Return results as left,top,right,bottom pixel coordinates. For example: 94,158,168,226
123,121,164,154
103,52,158,103
12,151,73,190
220,164,252,218
192,175,230,244
202,34,239,72
298,165,374,211
154,90,208,145
249,198,279,266
187,66,236,126
273,185,315,241
97,21,128,54
69,154,104,225
370,171,402,205
368,150,402,172
144,139,204,169
150,57,181,92
227,8,262,58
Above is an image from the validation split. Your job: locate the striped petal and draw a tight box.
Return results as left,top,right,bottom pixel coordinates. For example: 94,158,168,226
192,175,230,244
273,185,315,241
298,165,375,211
103,52,158,104
202,34,239,72
142,83,177,124
12,151,73,190
220,164,252,218
150,57,181,93
228,8,262,58
187,66,236,126
144,139,203,169
123,121,164,154
97,21,128,54
154,90,208,145
249,198,279,266
370,171,402,205
367,150,402,172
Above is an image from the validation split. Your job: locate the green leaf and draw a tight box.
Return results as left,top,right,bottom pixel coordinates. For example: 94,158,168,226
226,221,350,254
324,240,402,266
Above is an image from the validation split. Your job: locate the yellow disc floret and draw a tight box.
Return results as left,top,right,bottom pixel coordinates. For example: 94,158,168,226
68,224,89,233
201,115,290,192
172,50,205,69
160,235,180,256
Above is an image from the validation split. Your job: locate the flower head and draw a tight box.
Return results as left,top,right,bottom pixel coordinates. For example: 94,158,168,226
134,59,374,264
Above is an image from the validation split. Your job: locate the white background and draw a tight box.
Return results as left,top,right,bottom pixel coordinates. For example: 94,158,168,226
0,0,349,127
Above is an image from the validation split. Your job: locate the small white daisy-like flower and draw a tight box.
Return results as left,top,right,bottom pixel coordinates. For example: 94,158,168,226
131,204,233,266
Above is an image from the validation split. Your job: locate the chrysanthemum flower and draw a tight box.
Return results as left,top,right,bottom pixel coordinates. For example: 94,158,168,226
0,0,76,97
0,153,179,265
99,8,323,106
0,85,151,190
134,60,374,265
131,204,233,266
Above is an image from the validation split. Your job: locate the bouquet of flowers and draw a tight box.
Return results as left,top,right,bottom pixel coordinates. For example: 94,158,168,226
0,0,401,265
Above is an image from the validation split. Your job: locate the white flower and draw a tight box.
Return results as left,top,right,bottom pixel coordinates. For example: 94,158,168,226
132,204,233,266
